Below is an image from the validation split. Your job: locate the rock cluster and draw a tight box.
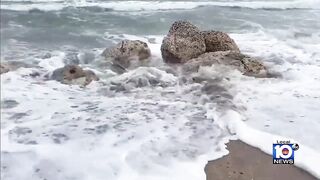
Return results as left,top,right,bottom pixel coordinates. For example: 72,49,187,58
50,65,99,86
161,21,267,77
2,21,270,86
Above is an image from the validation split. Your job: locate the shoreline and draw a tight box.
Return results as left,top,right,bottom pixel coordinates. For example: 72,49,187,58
205,140,318,180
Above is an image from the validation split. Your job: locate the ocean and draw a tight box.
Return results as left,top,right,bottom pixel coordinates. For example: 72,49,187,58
1,0,320,179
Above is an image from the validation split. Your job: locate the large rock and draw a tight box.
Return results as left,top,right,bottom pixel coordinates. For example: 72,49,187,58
161,21,206,63
183,51,268,78
202,31,240,53
102,40,151,68
50,65,99,86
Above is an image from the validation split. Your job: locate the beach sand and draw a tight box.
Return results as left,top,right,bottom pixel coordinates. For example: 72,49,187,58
205,140,318,180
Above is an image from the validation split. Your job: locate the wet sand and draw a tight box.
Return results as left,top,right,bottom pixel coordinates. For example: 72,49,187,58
205,140,318,180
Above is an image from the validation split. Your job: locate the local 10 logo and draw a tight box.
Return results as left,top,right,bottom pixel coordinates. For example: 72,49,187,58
273,143,299,164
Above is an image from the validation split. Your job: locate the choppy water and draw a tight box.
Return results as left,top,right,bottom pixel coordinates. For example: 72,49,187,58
1,0,320,179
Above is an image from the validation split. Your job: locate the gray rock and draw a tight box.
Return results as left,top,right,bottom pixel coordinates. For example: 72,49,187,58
1,100,19,109
50,65,99,86
202,31,240,53
240,56,268,77
183,51,268,78
84,69,100,82
0,63,10,74
161,21,206,63
102,40,151,68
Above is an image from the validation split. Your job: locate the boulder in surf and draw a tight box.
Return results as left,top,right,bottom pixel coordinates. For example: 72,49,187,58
50,65,99,86
183,51,268,78
161,21,206,63
102,40,151,68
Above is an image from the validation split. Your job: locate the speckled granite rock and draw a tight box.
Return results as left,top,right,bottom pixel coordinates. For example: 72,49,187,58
161,21,206,63
102,40,151,68
202,31,240,53
183,51,268,78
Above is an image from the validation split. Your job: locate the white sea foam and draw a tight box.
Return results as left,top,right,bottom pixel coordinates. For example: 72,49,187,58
37,51,66,71
1,65,232,179
1,0,320,11
228,29,320,177
223,110,320,178
1,24,320,180
1,33,230,179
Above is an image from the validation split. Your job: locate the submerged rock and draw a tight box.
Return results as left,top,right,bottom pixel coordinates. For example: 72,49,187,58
161,21,206,63
50,65,99,86
240,56,268,77
109,67,177,91
0,61,34,75
183,51,268,78
1,99,19,109
102,40,151,68
0,63,10,74
202,31,240,53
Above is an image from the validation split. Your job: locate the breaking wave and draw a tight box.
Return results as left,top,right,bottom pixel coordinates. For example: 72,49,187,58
1,0,320,11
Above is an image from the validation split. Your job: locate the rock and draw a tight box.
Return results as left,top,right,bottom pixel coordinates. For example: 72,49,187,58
84,69,99,82
0,63,10,74
240,56,268,77
161,21,206,63
160,21,269,77
183,51,268,78
1,61,35,75
50,65,99,86
202,31,240,53
102,40,151,68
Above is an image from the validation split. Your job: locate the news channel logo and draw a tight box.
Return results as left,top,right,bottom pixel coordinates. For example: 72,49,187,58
273,142,299,164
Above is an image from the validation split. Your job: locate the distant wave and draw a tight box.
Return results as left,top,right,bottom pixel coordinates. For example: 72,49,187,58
1,0,320,11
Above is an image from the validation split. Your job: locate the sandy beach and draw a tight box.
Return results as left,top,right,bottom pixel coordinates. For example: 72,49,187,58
205,140,318,180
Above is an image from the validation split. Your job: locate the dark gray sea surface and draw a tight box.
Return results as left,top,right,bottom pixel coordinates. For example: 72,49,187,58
1,0,319,54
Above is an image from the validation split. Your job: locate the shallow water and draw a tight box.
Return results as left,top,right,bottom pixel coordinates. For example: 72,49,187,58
1,0,320,179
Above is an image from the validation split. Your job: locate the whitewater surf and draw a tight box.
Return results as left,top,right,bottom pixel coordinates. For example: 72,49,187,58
1,0,320,179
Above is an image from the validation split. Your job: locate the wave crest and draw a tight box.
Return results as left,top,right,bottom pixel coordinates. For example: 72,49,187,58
1,0,319,11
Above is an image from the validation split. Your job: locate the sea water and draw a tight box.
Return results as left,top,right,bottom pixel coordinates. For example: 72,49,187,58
1,0,320,179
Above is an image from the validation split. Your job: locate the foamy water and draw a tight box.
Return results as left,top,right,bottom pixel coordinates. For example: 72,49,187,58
1,0,320,11
1,1,320,179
